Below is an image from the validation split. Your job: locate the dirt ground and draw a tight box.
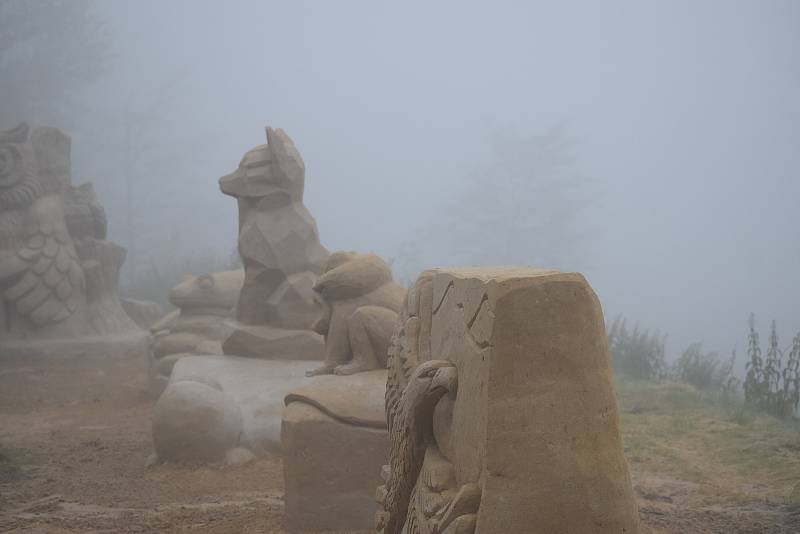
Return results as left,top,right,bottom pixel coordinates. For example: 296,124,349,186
0,356,798,533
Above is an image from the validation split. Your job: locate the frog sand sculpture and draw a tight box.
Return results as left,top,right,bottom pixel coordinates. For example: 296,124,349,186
148,269,244,395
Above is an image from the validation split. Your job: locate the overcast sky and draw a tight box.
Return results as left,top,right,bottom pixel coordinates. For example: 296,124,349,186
64,0,799,359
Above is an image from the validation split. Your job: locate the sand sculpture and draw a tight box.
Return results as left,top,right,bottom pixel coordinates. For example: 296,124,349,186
0,122,144,358
306,251,405,376
148,269,243,395
282,370,389,532
219,127,329,359
280,251,404,531
151,378,248,465
151,127,332,464
376,267,640,534
150,251,406,466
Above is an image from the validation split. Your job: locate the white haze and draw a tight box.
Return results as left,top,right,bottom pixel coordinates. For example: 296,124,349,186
15,1,800,361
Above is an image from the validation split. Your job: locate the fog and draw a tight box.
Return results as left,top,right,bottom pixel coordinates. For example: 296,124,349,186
3,0,798,361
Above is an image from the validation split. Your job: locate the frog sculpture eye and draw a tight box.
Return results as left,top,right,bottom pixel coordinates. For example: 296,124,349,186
0,145,23,189
197,274,215,290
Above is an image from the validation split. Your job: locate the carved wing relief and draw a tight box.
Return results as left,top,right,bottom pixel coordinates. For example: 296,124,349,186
378,272,481,534
0,217,84,327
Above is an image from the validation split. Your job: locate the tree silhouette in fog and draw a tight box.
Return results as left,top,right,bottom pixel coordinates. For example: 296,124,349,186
396,124,588,281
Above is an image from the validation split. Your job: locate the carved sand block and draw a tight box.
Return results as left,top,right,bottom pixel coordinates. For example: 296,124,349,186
282,370,389,533
150,355,320,465
378,267,639,534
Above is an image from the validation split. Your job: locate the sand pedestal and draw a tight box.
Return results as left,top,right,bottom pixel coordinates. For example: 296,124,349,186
282,370,388,532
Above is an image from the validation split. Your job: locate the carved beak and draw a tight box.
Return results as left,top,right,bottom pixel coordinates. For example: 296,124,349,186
430,365,458,396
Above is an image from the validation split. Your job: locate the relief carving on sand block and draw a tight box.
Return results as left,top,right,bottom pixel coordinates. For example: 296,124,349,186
377,271,480,534
377,267,640,534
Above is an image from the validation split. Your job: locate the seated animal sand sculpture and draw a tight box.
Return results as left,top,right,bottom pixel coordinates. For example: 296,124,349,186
151,127,331,464
281,251,404,531
148,269,243,394
0,122,142,356
219,127,329,359
306,251,405,376
377,267,640,534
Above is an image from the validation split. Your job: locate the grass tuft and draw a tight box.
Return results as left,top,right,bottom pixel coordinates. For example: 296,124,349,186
615,374,800,504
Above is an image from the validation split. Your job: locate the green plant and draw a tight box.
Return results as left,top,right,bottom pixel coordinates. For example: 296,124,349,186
744,314,766,405
742,314,800,418
673,343,711,390
719,349,741,395
783,333,800,414
765,320,783,413
670,343,739,394
724,402,757,427
607,316,667,381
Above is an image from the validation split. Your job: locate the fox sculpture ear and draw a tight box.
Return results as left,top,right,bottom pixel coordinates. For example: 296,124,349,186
264,125,305,198
265,127,299,168
265,126,277,146
265,126,288,162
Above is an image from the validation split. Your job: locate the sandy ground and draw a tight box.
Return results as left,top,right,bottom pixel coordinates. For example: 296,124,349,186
0,356,798,533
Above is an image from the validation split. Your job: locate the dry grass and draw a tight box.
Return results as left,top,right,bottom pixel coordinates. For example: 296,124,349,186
2,360,798,532
616,376,800,506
